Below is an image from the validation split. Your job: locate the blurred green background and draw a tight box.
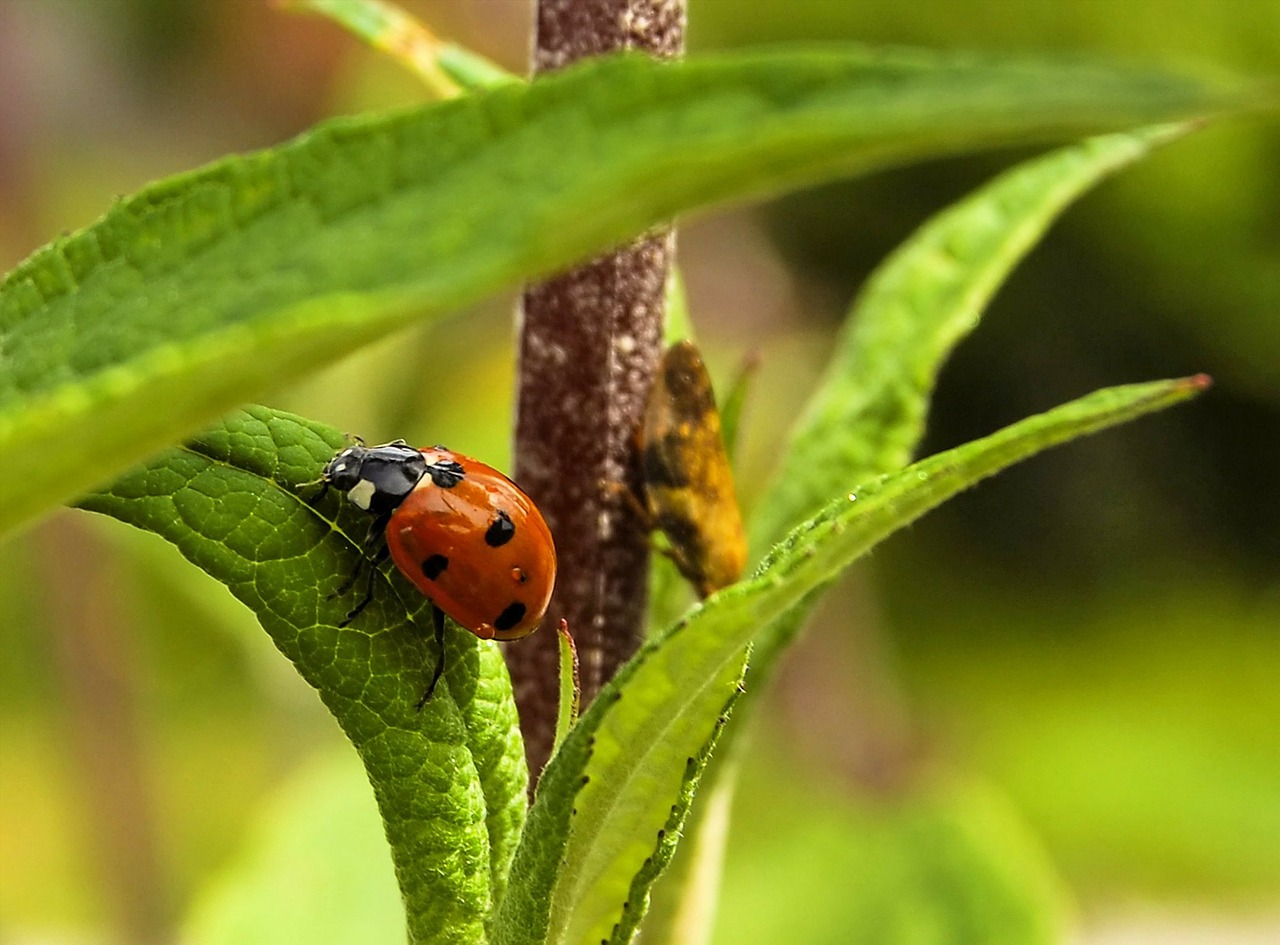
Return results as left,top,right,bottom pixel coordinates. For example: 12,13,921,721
1,1,1276,943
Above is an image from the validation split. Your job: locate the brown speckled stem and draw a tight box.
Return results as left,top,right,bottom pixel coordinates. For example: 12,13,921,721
507,0,684,783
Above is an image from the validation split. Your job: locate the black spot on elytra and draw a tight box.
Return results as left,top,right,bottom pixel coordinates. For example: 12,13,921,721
512,567,529,585
494,601,526,632
421,554,449,580
485,509,516,547
427,460,465,488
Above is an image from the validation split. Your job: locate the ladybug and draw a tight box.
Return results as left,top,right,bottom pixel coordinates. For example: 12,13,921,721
637,340,747,598
316,439,556,701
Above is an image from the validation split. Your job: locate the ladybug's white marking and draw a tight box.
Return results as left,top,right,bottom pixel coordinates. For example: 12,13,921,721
348,478,376,511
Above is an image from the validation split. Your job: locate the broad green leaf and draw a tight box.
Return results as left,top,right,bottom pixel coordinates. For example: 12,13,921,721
644,124,1197,943
181,751,403,945
77,406,528,945
1,48,1254,536
495,375,1209,945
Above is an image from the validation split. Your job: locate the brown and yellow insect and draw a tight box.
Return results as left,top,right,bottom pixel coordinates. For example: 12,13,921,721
639,340,747,598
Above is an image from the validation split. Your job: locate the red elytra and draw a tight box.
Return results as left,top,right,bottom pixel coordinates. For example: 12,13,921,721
385,447,555,640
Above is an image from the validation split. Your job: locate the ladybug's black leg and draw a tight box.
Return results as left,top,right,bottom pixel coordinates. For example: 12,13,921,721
335,514,391,626
339,540,389,627
331,515,387,598
416,606,447,710
297,478,329,504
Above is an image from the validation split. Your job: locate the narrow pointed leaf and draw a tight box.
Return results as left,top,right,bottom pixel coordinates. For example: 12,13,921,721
76,406,528,945
750,122,1195,553
553,621,581,756
636,763,738,945
283,0,513,96
496,375,1209,945
2,47,1255,535
645,124,1200,942
747,124,1207,671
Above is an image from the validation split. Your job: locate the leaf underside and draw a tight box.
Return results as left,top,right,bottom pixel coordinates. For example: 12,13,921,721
78,407,528,945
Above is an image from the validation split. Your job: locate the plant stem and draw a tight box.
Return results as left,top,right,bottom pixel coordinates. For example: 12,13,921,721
508,0,685,782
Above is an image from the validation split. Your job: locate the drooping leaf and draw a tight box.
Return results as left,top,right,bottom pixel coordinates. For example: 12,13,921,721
77,406,528,945
1,48,1255,535
495,375,1209,945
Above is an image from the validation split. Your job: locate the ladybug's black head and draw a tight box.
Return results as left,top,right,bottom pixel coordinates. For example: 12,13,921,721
322,445,369,492
322,440,428,517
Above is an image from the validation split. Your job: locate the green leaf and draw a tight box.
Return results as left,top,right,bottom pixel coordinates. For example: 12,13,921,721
1,48,1253,536
283,0,514,97
716,351,760,465
749,122,1195,554
663,267,694,347
496,375,1209,945
181,751,404,945
746,123,1206,682
553,620,581,756
646,125,1198,942
634,762,738,945
77,406,528,945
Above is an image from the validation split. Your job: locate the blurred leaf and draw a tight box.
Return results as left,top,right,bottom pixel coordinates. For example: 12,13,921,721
496,375,1207,945
717,351,760,464
181,751,403,945
282,0,514,97
1,47,1256,535
746,122,1206,699
646,546,696,641
663,267,694,347
77,407,528,945
894,577,1280,897
713,771,1071,945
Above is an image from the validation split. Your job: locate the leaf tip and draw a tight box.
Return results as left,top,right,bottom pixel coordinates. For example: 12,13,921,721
1182,372,1213,392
